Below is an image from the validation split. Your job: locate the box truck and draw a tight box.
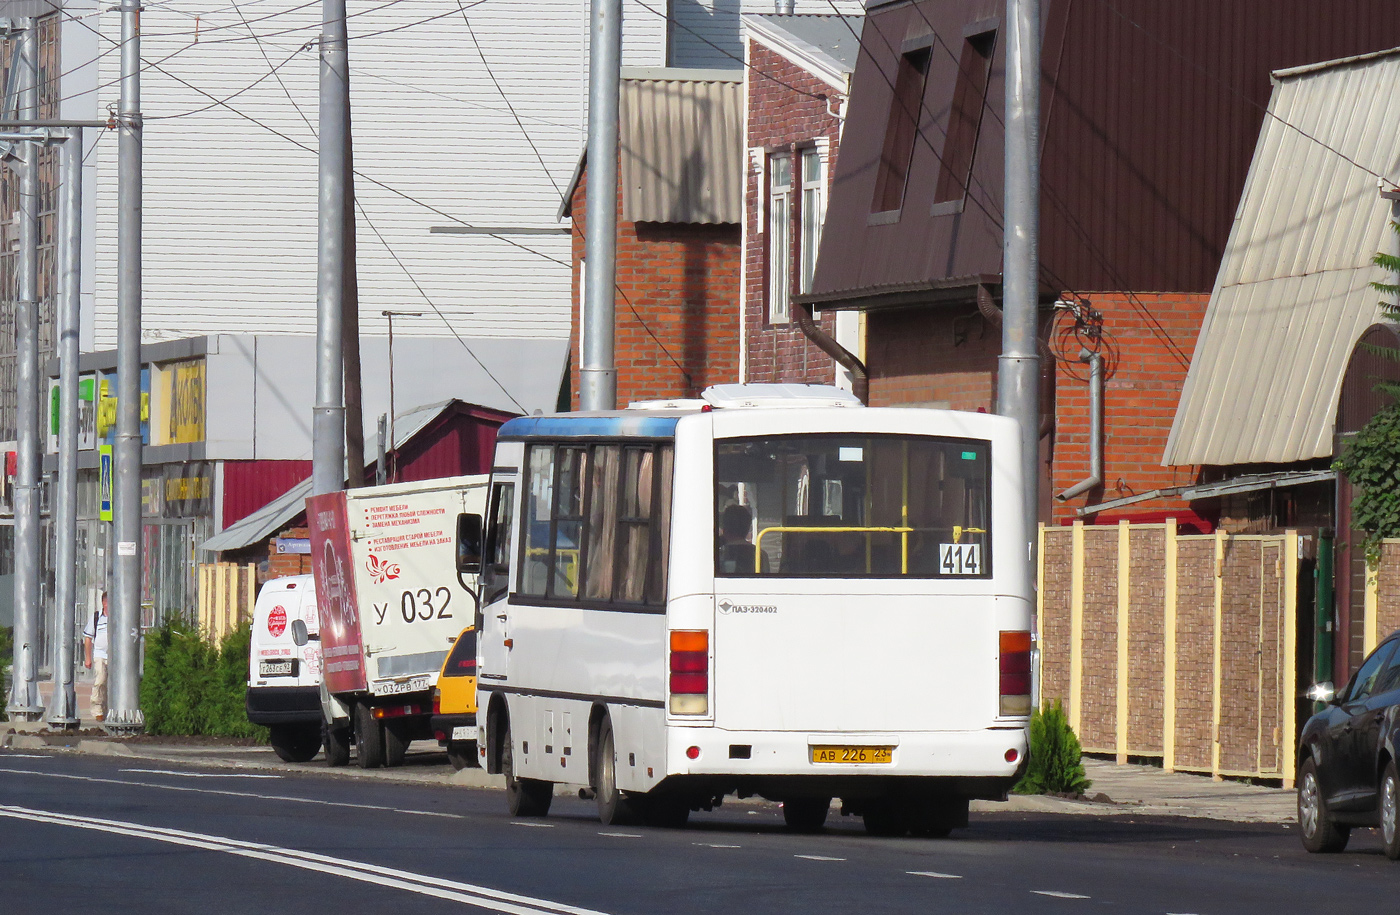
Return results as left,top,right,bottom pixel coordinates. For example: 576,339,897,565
306,475,488,768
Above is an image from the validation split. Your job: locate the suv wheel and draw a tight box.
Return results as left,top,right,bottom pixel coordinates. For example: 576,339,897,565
1298,756,1349,853
1382,760,1400,861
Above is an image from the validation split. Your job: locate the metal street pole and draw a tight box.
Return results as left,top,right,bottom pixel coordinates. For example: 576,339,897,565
1000,0,1041,604
381,310,420,484
579,0,621,412
313,0,348,495
7,20,42,721
49,127,83,729
109,0,145,732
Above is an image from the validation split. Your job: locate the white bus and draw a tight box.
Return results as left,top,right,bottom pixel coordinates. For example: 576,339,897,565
460,384,1033,836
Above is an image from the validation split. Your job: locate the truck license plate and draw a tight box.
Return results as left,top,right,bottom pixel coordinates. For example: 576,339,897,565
370,675,430,697
259,659,297,678
810,745,894,764
451,726,473,740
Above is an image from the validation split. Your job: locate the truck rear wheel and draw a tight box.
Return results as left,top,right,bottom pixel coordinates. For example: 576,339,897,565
447,740,478,770
322,718,351,767
269,722,322,763
354,702,386,769
384,719,410,768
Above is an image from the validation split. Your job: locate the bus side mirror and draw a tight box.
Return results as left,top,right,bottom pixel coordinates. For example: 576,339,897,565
290,619,319,647
457,512,484,574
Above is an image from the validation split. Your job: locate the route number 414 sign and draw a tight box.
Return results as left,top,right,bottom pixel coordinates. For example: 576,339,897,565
939,542,981,575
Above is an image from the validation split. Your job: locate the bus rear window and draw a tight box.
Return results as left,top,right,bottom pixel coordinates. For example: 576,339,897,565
715,434,990,578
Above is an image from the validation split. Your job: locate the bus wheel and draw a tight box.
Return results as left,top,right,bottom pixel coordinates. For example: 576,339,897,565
502,719,553,817
384,719,410,768
269,722,322,763
782,797,831,833
644,794,691,829
446,740,478,770
909,796,967,838
354,702,386,769
595,716,641,826
322,718,351,767
862,799,911,837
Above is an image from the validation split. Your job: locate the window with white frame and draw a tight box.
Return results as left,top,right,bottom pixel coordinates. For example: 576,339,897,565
799,147,824,296
768,152,793,324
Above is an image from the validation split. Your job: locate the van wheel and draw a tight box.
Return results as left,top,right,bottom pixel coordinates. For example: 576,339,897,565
782,797,830,833
595,716,641,826
354,702,386,769
862,799,911,837
269,722,321,763
502,720,552,817
447,740,478,770
322,718,351,767
384,719,410,768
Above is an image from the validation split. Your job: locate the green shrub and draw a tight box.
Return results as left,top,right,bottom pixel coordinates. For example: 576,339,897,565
1014,699,1092,795
140,617,266,739
1333,403,1400,567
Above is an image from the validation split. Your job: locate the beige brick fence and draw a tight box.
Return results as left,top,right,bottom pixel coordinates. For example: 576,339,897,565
1038,521,1299,786
195,563,257,643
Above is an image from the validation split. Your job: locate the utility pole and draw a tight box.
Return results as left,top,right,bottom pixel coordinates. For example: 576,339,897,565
7,20,42,722
579,0,621,412
48,126,84,729
999,0,1041,603
108,0,145,732
313,0,348,496
381,310,421,484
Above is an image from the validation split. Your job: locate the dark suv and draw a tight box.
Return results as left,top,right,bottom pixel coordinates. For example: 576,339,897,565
1297,631,1400,858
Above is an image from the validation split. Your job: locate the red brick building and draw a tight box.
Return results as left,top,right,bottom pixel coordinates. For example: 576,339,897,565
561,70,743,407
741,13,863,390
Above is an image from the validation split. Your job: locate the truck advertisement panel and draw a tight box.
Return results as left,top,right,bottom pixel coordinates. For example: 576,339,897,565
344,480,485,697
308,491,368,695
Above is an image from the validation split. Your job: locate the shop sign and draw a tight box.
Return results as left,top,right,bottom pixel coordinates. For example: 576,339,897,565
157,359,205,445
163,462,211,519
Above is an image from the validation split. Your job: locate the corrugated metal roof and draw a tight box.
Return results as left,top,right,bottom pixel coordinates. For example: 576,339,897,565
1163,50,1400,466
620,73,743,224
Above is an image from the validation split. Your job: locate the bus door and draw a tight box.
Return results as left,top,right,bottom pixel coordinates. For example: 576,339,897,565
478,479,516,683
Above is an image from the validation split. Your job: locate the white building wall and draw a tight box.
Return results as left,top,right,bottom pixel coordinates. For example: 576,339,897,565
668,0,864,68
85,1,667,347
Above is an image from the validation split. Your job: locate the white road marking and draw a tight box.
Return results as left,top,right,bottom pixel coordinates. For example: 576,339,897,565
908,871,962,879
794,854,845,861
511,822,555,828
1032,890,1091,899
0,754,49,758
693,843,741,849
0,767,462,819
598,832,643,838
0,804,614,915
119,769,282,779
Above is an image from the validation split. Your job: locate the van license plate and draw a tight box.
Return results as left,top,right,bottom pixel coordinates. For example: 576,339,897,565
810,745,893,764
451,726,473,740
259,659,297,678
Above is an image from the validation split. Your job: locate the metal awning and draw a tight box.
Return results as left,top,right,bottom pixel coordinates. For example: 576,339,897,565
201,477,312,552
1078,469,1335,517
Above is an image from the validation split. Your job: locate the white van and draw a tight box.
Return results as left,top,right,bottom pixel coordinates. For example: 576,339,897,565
246,574,324,762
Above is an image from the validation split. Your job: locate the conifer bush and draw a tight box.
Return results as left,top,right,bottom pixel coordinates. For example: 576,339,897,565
1013,699,1092,795
140,617,265,739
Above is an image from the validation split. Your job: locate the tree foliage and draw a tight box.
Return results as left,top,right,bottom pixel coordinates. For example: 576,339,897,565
1013,699,1092,796
1334,404,1400,566
140,617,266,739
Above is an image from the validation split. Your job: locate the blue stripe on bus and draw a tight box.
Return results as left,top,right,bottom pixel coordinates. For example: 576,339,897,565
497,414,681,440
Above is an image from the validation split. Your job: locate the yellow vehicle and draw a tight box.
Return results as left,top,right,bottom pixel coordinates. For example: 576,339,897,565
432,626,478,770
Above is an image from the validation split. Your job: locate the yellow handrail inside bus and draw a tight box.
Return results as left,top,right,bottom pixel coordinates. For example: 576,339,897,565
755,525,914,574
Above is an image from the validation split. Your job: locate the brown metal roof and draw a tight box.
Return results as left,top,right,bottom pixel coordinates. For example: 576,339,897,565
812,0,1400,306
619,71,743,225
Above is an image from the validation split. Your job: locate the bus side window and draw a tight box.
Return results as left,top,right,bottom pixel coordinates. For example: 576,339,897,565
482,482,515,605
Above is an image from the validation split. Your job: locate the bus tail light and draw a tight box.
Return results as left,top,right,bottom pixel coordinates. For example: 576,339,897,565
669,630,709,715
999,631,1033,717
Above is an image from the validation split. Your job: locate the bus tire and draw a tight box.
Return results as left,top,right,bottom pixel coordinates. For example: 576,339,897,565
862,799,911,837
447,740,478,770
502,719,553,817
909,796,967,838
595,716,641,826
269,722,322,763
384,719,410,768
782,797,830,833
323,718,351,767
644,794,691,829
354,702,386,769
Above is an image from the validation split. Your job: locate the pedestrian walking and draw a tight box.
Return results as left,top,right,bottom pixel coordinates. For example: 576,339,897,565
82,591,109,723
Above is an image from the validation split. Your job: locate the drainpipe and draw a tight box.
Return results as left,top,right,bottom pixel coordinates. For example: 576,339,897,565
1057,348,1103,501
793,303,869,403
775,1,795,13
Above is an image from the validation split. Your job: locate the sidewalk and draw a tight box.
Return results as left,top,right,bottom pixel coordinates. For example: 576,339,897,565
979,758,1296,824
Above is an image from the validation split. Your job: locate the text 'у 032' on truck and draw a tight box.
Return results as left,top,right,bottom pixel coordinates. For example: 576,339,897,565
306,474,488,768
